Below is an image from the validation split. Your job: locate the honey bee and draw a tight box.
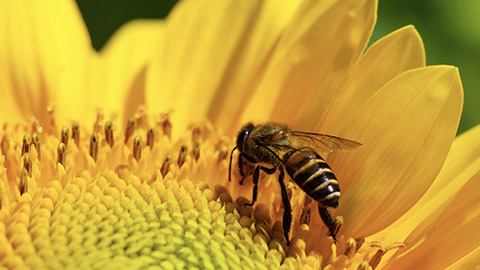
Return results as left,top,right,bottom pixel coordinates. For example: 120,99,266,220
229,122,361,244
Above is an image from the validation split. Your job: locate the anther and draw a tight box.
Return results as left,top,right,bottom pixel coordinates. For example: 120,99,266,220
304,196,312,207
343,238,356,258
160,154,172,177
158,113,171,139
299,207,311,225
23,153,32,177
22,134,31,156
90,133,99,161
105,121,114,147
146,127,155,148
93,110,104,133
334,216,343,236
192,141,200,161
192,126,201,142
217,146,228,163
32,133,41,160
19,168,28,195
355,238,365,252
57,143,66,166
125,118,135,144
368,249,384,269
1,136,9,156
177,145,188,168
133,136,142,161
72,121,80,146
61,126,69,148
357,261,370,270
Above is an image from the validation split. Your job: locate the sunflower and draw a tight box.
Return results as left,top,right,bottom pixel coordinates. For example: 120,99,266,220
1,0,479,269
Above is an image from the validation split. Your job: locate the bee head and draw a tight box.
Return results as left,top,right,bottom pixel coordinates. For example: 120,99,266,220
237,122,254,153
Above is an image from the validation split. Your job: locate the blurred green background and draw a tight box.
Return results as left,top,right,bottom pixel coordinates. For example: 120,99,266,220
76,0,479,135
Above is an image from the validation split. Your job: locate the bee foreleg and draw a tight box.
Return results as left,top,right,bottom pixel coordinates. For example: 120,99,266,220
318,206,338,242
278,167,292,245
238,153,256,185
244,165,276,207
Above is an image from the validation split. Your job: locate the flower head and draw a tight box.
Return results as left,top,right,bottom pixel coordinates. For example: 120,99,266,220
1,0,480,269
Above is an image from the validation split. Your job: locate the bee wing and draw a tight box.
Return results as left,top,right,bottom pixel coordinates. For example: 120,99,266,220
290,131,362,153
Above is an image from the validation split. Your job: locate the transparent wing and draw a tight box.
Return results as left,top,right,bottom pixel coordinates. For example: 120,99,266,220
290,131,362,153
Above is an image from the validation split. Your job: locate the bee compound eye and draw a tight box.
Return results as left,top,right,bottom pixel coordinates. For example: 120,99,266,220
236,129,249,152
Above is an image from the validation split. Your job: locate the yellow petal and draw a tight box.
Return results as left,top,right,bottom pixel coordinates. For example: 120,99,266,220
241,0,377,130
98,20,164,122
370,124,480,246
321,25,426,133
147,0,286,136
0,0,93,124
388,170,480,269
446,246,480,270
328,66,462,238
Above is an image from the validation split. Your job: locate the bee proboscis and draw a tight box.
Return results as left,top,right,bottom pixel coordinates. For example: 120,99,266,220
229,122,361,244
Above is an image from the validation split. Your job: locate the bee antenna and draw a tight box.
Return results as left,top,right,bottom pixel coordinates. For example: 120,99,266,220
228,147,237,182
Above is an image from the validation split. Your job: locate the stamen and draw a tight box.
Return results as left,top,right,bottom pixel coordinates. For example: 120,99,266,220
217,146,228,163
357,261,370,270
160,154,172,177
90,133,99,161
105,121,114,148
133,136,142,161
57,143,66,166
192,141,200,161
299,207,311,225
22,134,31,156
32,133,41,160
1,136,9,156
192,126,201,142
46,105,57,134
23,153,32,177
333,216,343,236
368,249,385,269
355,238,365,252
72,121,80,146
343,238,356,258
157,113,171,139
146,127,154,148
178,145,188,168
61,126,69,148
94,110,104,133
125,118,135,144
19,168,28,195
303,196,313,207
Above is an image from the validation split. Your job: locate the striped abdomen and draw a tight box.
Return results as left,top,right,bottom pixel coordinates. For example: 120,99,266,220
283,148,340,208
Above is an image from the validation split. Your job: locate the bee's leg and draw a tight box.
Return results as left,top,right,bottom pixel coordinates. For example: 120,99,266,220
238,153,256,185
228,147,237,182
277,167,292,245
244,165,276,207
318,206,338,242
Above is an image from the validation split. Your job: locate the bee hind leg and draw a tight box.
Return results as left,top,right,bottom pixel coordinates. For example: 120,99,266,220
244,165,276,207
318,206,338,242
277,167,292,245
238,153,255,185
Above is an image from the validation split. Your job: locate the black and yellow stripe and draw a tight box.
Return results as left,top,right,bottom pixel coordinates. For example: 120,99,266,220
283,148,340,208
